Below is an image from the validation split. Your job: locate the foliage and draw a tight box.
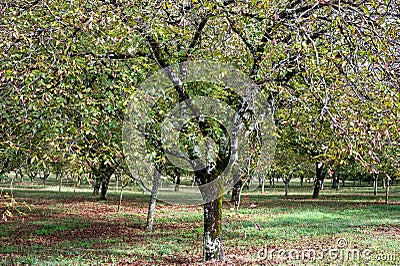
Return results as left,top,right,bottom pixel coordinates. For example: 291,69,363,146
1,0,399,194
1,191,31,222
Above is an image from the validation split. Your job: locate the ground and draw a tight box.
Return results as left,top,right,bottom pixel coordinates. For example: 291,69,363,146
1,182,400,265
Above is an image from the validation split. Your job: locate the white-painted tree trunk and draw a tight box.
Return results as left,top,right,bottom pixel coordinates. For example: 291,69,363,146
203,196,223,261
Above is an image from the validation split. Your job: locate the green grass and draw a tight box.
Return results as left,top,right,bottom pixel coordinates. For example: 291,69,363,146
1,182,400,265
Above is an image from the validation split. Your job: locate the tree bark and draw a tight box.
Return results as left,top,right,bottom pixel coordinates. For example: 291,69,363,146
100,174,111,200
284,180,289,196
203,196,223,261
312,162,324,199
261,176,265,193
93,176,101,195
231,179,242,207
146,169,161,231
331,175,339,190
385,178,390,204
336,175,340,190
373,174,378,196
270,176,275,187
92,163,115,200
116,174,119,193
195,164,225,262
174,174,180,192
28,170,37,185
59,174,63,192
118,185,124,212
16,169,24,183
41,172,50,188
0,159,9,179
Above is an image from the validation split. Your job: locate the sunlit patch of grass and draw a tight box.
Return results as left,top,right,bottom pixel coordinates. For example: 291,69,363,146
0,245,18,253
231,207,399,235
9,255,114,266
13,256,40,265
30,218,89,236
100,237,122,244
105,241,198,261
74,240,93,248
32,224,71,236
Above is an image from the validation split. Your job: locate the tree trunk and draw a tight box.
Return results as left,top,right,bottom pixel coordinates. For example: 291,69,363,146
59,175,63,192
93,176,101,195
41,172,49,188
0,159,9,181
373,174,378,196
385,178,390,204
261,176,265,193
284,180,289,196
336,176,340,190
331,175,339,190
28,170,37,185
203,196,223,261
146,169,161,231
231,179,242,207
300,176,304,187
10,174,14,197
17,169,24,182
312,162,324,199
118,185,124,212
100,174,111,200
174,174,180,192
92,163,115,199
270,176,274,187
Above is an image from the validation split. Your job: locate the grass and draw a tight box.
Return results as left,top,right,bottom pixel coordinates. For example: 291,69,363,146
1,180,400,265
